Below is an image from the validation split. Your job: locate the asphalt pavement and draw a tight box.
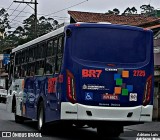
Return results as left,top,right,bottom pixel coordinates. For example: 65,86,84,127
0,103,160,140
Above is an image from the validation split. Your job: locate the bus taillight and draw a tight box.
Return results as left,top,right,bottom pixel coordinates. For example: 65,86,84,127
66,70,76,103
143,75,152,106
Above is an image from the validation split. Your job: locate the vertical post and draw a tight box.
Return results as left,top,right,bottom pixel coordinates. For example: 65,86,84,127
13,0,38,38
35,0,37,38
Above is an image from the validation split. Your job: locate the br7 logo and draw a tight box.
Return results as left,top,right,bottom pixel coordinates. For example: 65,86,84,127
82,69,102,78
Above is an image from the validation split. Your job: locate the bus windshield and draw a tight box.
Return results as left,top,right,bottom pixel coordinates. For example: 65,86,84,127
72,28,147,63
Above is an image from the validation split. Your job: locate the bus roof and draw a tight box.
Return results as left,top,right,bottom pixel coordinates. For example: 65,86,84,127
12,26,65,53
67,23,150,32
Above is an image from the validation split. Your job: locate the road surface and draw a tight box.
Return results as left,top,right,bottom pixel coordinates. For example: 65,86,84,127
0,103,160,140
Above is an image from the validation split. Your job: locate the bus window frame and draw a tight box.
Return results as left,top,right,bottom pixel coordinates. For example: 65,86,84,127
45,37,58,76
12,32,65,78
55,34,64,74
34,41,46,76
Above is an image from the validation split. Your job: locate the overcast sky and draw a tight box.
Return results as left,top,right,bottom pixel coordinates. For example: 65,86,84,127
0,0,160,29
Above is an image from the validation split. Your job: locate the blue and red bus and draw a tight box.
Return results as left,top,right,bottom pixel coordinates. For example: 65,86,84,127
6,23,154,137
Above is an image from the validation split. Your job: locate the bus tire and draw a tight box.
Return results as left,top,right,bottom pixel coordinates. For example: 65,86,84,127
97,125,123,138
37,102,46,133
15,115,24,123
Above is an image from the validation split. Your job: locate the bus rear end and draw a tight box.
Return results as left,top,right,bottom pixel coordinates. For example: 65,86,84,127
60,23,154,135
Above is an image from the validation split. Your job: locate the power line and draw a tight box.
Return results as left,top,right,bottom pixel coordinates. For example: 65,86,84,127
3,0,87,29
6,2,14,11
10,22,19,26
10,5,28,23
8,3,21,19
1,0,88,21
0,6,68,19
9,19,23,24
44,0,88,17
9,15,28,18
0,7,32,14
13,0,38,38
0,2,14,18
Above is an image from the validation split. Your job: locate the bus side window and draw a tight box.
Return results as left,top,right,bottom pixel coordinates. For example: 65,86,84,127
37,42,46,59
14,52,22,78
25,49,29,63
57,36,64,55
35,60,44,75
46,57,55,75
45,39,57,75
14,66,21,78
56,36,64,73
9,59,14,79
34,46,38,60
27,63,35,76
21,64,27,77
18,52,22,65
35,43,46,75
29,47,35,62
47,40,53,57
20,49,27,78
21,51,24,63
15,52,20,65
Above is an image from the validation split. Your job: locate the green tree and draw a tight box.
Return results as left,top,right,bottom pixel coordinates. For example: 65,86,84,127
23,14,59,41
0,13,60,52
122,7,137,15
13,26,26,45
0,8,11,52
38,16,58,36
131,7,137,14
107,8,120,15
113,8,120,15
0,8,10,37
23,14,36,41
140,4,154,13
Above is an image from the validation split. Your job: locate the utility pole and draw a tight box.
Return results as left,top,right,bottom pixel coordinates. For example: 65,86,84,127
34,0,37,38
13,0,38,38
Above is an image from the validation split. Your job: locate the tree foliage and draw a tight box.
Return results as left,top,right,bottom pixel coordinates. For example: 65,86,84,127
0,4,157,53
122,7,137,15
113,8,120,15
0,8,10,35
140,4,154,13
0,10,59,52
107,8,120,15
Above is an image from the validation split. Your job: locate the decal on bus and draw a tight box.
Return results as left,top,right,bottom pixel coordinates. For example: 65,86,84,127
82,69,102,78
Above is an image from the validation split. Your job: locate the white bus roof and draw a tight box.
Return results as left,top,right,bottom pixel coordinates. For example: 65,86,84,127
12,26,65,53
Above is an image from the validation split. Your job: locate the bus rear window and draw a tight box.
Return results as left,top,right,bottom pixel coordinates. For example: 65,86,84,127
72,28,147,63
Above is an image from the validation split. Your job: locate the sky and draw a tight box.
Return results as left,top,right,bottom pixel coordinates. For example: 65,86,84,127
0,0,160,30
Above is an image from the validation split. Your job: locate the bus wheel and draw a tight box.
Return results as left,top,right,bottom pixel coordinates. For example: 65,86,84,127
38,102,46,133
97,125,123,138
15,115,24,123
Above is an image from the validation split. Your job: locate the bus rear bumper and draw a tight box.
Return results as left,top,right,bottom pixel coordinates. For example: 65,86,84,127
60,102,153,122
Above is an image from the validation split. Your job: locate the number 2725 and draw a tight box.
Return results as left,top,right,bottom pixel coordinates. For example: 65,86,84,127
133,70,145,77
